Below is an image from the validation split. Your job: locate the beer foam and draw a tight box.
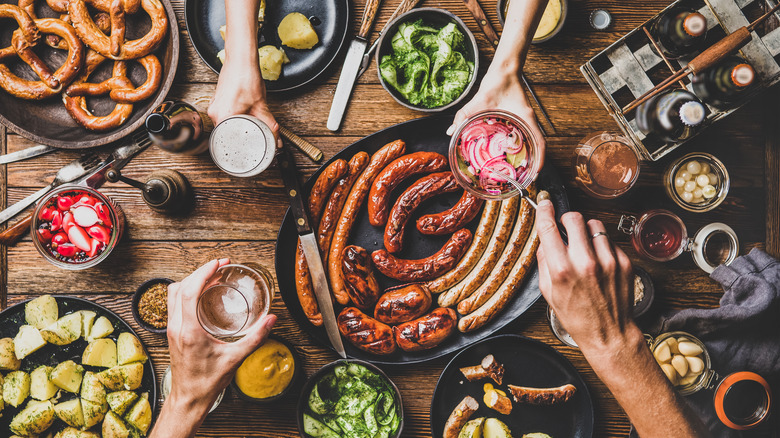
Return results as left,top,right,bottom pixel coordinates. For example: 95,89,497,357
210,116,274,176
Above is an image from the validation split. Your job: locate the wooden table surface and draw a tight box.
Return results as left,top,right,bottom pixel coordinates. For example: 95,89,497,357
2,0,780,436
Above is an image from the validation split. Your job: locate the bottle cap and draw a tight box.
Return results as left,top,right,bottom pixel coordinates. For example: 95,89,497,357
731,64,755,87
683,13,707,37
590,9,612,30
679,101,706,127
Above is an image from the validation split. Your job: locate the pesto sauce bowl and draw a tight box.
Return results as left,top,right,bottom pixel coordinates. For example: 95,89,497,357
375,8,479,113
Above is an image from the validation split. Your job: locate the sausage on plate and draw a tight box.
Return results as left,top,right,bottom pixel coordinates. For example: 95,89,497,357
372,229,473,282
393,307,457,352
507,383,577,405
374,283,432,324
442,396,479,438
341,245,381,311
416,192,484,236
337,307,397,355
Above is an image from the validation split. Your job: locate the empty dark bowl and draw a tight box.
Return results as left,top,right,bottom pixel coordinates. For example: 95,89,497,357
132,278,173,334
375,8,479,113
231,334,302,404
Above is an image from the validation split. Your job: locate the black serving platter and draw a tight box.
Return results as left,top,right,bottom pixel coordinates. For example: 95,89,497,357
431,334,594,437
185,0,350,92
275,114,569,364
0,295,157,435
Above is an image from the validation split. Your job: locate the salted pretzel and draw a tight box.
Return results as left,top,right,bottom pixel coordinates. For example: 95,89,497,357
0,18,85,100
0,4,39,61
63,51,134,131
68,0,167,60
16,0,111,50
109,53,161,102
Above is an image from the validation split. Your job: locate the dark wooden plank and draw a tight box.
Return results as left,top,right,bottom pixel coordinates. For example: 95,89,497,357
1,125,6,308
764,87,780,258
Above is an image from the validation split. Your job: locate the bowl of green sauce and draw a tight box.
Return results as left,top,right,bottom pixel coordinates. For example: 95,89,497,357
376,8,479,112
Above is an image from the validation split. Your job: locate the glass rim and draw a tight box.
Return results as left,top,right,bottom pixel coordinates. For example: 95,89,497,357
196,283,251,338
664,152,730,213
209,114,276,177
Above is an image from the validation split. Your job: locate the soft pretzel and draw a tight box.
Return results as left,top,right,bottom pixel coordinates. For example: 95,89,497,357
109,53,161,102
68,0,167,60
87,0,141,15
63,53,134,131
0,4,39,60
0,18,84,99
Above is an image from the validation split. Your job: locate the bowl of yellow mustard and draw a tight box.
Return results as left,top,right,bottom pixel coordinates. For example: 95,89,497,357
232,335,301,403
497,0,567,44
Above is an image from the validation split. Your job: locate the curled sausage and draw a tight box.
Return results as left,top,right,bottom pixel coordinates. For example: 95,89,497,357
367,151,448,226
393,307,457,352
374,283,432,325
328,140,406,305
443,396,479,438
416,192,484,235
341,245,381,311
337,307,397,355
507,383,577,405
384,171,459,254
459,354,505,385
372,229,473,282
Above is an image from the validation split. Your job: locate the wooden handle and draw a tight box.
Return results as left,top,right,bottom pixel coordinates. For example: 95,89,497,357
688,27,751,74
389,0,421,22
0,213,33,246
462,0,500,46
280,126,323,162
358,0,383,39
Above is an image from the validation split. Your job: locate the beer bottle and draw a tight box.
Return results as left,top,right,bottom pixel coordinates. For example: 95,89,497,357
692,57,756,108
651,7,708,58
145,101,213,155
636,89,707,143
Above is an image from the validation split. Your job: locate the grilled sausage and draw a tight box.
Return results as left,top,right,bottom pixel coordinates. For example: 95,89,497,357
329,140,406,305
341,245,381,311
507,383,577,405
384,172,460,254
317,152,369,266
294,159,348,326
393,307,457,352
443,396,480,438
337,307,397,355
372,229,473,282
416,192,484,235
429,201,500,296
368,151,448,226
374,283,432,324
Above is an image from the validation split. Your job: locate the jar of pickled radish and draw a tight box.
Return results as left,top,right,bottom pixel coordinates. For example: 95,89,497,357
664,152,729,212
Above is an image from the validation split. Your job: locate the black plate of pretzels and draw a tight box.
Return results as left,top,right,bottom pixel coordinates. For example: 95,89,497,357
0,0,179,148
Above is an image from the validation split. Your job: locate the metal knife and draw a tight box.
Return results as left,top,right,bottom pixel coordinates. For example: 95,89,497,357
276,145,347,358
356,0,422,79
326,0,383,131
0,144,56,164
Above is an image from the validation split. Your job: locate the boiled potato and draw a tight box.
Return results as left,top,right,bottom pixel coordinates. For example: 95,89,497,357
98,367,124,391
219,24,227,41
103,411,130,438
0,374,5,412
0,337,21,370
278,12,319,49
54,398,85,428
459,417,485,438
117,333,147,365
41,312,82,346
107,391,139,416
14,325,47,360
217,49,226,64
258,45,290,81
54,426,100,438
120,363,144,391
124,396,152,435
3,370,31,407
82,398,109,429
25,295,58,330
78,310,97,340
30,365,57,401
51,360,85,393
9,399,55,436
522,434,552,438
483,418,512,438
83,338,118,368
81,371,107,405
86,316,114,342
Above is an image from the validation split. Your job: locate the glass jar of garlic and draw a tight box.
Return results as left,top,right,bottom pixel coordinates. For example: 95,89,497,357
664,152,730,212
649,331,716,396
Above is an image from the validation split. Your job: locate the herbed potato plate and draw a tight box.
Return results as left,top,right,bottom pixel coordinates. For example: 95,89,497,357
0,295,157,437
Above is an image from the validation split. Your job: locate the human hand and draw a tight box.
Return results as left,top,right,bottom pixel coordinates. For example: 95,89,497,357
535,200,640,355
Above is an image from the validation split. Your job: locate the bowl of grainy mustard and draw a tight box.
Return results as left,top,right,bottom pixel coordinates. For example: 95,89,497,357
133,278,173,333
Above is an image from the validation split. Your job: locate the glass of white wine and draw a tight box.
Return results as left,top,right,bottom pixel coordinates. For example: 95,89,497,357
196,263,274,340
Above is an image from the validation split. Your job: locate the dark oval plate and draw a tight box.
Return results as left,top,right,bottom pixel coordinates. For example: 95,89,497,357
0,0,179,148
185,0,350,92
0,295,157,435
431,334,594,437
275,114,569,364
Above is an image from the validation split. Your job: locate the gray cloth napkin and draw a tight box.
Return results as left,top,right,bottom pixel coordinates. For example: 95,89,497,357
645,248,780,437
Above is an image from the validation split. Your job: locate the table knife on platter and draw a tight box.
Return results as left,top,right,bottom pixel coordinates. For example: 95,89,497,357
326,0,383,132
0,131,151,246
276,145,347,358
356,0,422,79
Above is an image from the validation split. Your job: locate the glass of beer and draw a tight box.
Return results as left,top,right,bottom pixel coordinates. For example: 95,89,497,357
196,263,274,340
573,132,640,199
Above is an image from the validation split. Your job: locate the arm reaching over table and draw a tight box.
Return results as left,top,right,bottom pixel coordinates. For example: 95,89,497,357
207,0,279,144
149,259,277,438
535,201,710,438
447,0,547,168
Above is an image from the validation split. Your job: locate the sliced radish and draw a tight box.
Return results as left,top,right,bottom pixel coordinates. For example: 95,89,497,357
62,211,75,232
67,225,92,252
56,243,77,258
50,210,62,232
86,238,102,258
94,203,112,227
57,196,73,211
87,224,111,244
52,232,68,246
37,228,52,242
73,205,99,228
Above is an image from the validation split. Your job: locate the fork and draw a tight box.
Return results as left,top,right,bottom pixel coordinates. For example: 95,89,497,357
0,153,102,226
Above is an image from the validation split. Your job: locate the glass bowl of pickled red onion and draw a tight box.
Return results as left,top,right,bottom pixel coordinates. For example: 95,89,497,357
449,110,543,200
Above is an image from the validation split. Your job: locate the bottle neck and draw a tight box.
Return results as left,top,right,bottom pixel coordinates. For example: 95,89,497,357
146,113,170,134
